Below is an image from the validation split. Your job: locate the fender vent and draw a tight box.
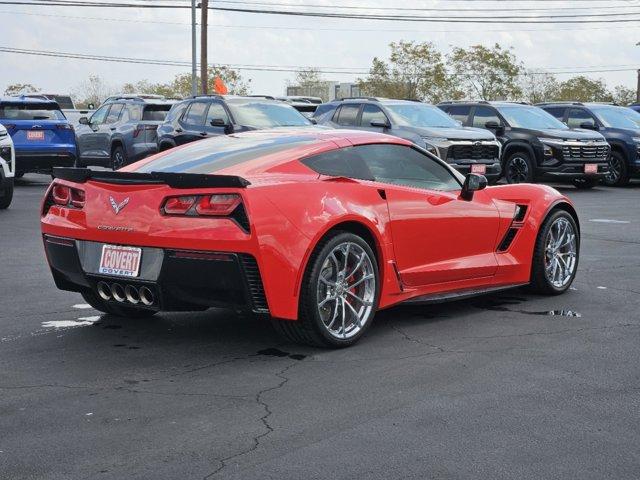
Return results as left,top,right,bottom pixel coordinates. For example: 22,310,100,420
514,204,528,222
498,228,518,252
239,254,269,314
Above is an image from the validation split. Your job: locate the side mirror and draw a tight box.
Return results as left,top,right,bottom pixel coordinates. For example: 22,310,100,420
310,118,318,125
210,118,227,127
78,117,89,125
370,120,391,129
485,120,504,135
580,122,598,130
460,173,488,201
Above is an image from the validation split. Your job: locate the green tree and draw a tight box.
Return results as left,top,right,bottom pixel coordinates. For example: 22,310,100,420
121,79,176,98
357,41,461,103
4,83,39,96
448,43,523,100
611,84,636,105
169,66,251,98
554,76,612,102
72,74,116,108
520,71,559,104
289,68,329,101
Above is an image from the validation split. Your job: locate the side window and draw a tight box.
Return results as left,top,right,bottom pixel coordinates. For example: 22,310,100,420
182,102,208,126
543,107,566,121
105,104,124,124
472,106,501,128
301,149,358,178
205,103,230,125
355,144,460,191
360,104,388,127
165,102,188,122
567,108,595,128
335,104,360,126
127,105,142,122
89,104,110,125
447,105,471,124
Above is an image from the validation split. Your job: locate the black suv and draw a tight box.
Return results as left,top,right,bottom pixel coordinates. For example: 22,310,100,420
438,101,610,188
156,95,312,151
315,98,502,182
75,97,176,169
538,102,640,186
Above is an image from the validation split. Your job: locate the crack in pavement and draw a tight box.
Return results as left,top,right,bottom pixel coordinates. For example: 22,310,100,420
388,323,446,352
203,361,299,479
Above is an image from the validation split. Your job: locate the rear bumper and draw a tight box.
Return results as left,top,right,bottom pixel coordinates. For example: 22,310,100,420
16,149,77,174
43,235,269,314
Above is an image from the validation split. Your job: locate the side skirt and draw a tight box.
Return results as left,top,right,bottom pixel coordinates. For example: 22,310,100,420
401,283,529,305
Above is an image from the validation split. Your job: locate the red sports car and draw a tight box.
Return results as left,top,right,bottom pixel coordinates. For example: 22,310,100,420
41,129,580,347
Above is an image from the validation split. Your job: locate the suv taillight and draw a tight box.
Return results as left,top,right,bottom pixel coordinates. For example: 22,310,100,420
162,194,242,217
55,123,74,130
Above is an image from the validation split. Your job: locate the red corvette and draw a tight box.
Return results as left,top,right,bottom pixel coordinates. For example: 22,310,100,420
41,129,580,347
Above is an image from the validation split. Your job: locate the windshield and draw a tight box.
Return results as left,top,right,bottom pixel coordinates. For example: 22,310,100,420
497,105,568,130
0,104,65,120
227,101,311,128
591,106,640,129
386,104,459,128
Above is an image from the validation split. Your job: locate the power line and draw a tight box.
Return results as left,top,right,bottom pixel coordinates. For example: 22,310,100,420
0,46,637,77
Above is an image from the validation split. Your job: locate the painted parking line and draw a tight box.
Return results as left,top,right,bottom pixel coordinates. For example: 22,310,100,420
589,219,631,224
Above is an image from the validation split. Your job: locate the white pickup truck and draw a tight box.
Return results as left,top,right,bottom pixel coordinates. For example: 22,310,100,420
0,123,15,208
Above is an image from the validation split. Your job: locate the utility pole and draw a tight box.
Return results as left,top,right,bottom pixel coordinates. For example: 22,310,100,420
191,0,197,96
200,0,209,95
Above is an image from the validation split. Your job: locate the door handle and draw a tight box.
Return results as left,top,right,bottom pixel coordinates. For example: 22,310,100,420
110,127,116,131
175,128,183,133
199,132,207,137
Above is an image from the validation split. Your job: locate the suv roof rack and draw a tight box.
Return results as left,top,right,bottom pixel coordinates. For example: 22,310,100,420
536,101,584,106
246,95,276,100
339,96,379,101
190,94,224,99
438,100,490,105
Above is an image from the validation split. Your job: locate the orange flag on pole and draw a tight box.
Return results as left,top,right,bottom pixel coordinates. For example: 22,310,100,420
213,77,228,95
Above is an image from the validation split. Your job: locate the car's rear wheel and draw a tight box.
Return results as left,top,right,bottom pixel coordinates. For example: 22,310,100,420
81,291,157,318
111,145,127,171
504,152,534,184
271,231,379,348
573,177,598,189
603,150,629,187
530,210,579,295
0,178,14,209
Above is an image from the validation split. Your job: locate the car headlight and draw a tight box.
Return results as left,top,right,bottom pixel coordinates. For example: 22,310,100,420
422,136,448,144
632,137,640,144
538,138,564,146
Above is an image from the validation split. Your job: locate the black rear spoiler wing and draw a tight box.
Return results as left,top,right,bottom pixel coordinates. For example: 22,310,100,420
52,167,250,189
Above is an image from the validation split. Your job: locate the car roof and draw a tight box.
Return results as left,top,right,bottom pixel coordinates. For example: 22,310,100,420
104,97,176,105
0,95,60,106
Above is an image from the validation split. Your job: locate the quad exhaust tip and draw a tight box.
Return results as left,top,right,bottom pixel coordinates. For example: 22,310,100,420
96,282,155,306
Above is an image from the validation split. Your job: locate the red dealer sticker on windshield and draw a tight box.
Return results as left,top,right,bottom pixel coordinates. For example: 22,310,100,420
99,245,142,277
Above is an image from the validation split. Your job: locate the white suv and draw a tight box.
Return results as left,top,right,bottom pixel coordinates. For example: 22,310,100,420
0,123,15,209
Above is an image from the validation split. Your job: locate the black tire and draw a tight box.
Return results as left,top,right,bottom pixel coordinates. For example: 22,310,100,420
529,210,580,295
0,178,13,209
111,145,127,171
271,231,380,348
603,150,630,187
504,151,534,184
573,177,598,189
81,291,157,318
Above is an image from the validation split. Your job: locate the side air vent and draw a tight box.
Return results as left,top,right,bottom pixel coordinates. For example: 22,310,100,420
498,228,518,252
514,204,528,222
231,203,250,233
239,254,269,314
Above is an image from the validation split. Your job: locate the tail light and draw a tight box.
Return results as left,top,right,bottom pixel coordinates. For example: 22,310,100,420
162,194,242,217
133,124,158,138
49,184,85,209
56,123,74,131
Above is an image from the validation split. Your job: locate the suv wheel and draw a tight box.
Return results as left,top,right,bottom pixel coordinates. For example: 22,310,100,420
0,178,14,209
504,152,534,184
603,150,629,187
111,145,127,171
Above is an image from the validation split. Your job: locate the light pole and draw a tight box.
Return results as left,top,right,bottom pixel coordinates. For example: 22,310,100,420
191,0,197,96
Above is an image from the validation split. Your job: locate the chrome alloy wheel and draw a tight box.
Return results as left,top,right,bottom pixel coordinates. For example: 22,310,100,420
606,154,622,184
507,156,529,183
544,217,577,288
316,242,376,339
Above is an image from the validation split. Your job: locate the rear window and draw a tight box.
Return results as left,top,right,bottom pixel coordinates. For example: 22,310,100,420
54,96,74,110
135,133,317,174
0,103,65,120
226,101,311,128
142,104,172,121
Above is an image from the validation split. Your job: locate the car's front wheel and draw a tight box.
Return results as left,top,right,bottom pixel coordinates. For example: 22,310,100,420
504,152,534,184
603,150,629,187
0,178,14,209
530,210,579,295
271,231,379,348
81,291,157,318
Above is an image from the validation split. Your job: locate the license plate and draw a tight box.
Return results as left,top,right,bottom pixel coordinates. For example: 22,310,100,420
27,130,44,140
585,164,598,174
471,164,487,174
99,245,142,277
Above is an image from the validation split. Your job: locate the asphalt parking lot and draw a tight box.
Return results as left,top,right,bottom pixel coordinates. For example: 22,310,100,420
1,175,639,480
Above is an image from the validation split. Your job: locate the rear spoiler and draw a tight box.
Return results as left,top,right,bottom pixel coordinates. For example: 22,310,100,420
52,167,250,188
